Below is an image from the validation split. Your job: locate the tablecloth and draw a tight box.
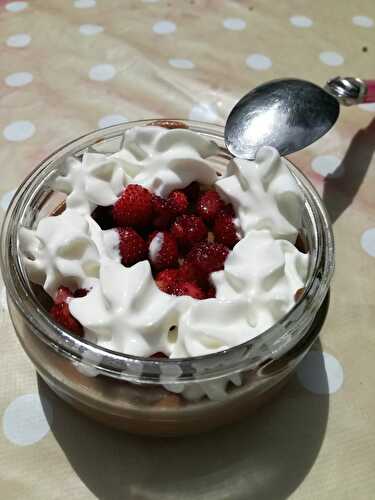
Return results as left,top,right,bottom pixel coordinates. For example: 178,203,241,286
1,1,374,499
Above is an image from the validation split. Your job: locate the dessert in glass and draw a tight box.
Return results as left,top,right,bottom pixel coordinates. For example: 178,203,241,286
0,119,334,436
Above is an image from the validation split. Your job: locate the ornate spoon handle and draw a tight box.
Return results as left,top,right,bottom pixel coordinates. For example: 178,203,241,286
325,76,375,105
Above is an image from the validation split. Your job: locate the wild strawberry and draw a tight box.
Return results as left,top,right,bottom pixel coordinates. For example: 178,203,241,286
196,190,225,223
91,205,114,230
182,181,200,202
151,194,175,230
295,233,307,253
117,227,147,266
173,281,206,300
171,214,208,251
151,351,168,358
178,260,207,288
148,231,179,271
112,184,153,228
186,241,229,276
213,214,239,248
54,287,88,304
50,302,83,336
217,203,236,218
168,190,189,215
295,288,304,302
155,268,180,293
54,286,73,304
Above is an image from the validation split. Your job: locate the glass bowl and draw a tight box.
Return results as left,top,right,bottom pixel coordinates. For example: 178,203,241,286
0,119,334,436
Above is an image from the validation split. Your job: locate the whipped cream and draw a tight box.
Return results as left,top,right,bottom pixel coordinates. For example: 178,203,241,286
20,126,308,398
215,146,303,242
149,232,164,264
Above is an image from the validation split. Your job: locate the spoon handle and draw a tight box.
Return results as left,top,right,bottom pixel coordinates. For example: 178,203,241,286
325,76,375,105
363,80,375,103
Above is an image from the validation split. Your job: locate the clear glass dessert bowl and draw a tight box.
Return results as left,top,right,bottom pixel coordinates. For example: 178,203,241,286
0,119,334,436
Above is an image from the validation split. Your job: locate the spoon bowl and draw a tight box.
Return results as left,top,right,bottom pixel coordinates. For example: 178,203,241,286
225,78,340,159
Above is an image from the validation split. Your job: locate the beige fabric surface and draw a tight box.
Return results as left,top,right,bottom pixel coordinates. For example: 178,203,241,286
0,1,374,499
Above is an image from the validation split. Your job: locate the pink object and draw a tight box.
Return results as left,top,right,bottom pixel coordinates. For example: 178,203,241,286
363,80,375,103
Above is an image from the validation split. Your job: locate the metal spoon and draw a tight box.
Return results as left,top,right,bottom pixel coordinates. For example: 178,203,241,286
225,77,375,159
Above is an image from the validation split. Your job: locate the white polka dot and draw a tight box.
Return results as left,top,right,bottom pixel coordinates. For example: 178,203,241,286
89,64,116,81
189,103,219,123
0,189,16,211
3,394,52,446
79,24,103,36
290,15,313,28
74,0,96,7
153,20,176,34
361,228,375,257
3,121,35,141
319,51,344,66
98,114,128,128
352,15,374,28
311,155,341,177
4,72,33,87
246,53,272,71
223,18,247,31
297,351,344,394
6,33,31,48
168,58,195,69
5,1,28,12
358,103,375,112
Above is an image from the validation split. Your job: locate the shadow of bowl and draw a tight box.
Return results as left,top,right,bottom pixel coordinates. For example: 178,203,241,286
38,294,331,500
38,354,328,500
323,116,375,224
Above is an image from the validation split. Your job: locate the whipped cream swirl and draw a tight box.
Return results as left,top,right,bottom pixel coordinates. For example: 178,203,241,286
20,126,308,368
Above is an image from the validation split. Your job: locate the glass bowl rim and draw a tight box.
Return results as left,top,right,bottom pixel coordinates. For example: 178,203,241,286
0,118,335,381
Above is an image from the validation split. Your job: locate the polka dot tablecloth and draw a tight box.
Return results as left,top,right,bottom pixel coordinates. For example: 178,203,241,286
0,1,374,499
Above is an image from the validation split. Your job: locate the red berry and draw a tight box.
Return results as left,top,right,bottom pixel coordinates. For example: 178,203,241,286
217,203,235,218
206,286,216,298
183,181,200,202
155,268,180,293
168,190,189,215
151,351,168,358
148,231,179,271
173,281,206,300
151,194,175,229
295,288,304,302
54,286,73,304
73,288,88,298
50,302,83,336
186,241,229,276
213,214,239,248
112,184,153,228
171,214,208,250
117,227,147,266
196,190,225,223
179,260,207,288
295,233,307,253
91,205,114,230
